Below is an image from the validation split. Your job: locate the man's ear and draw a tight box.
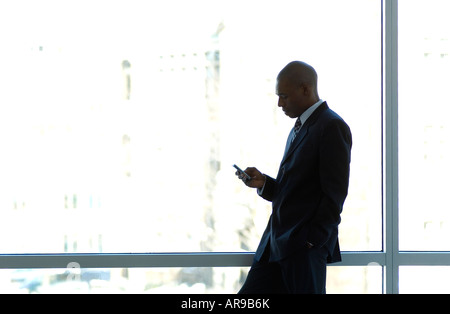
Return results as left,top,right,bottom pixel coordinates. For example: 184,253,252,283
299,83,310,96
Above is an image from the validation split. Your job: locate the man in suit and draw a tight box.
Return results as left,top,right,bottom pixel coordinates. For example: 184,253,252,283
236,61,352,294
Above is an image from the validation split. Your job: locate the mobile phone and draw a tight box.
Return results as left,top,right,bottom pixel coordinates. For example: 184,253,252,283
233,164,251,181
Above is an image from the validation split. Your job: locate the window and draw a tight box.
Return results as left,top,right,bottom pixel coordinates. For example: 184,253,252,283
399,267,450,294
0,0,381,254
398,0,450,251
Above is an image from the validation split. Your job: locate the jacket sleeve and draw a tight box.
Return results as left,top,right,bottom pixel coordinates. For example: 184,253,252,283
257,174,276,202
308,118,352,248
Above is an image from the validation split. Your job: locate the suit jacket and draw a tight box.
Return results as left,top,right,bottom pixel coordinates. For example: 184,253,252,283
255,102,352,263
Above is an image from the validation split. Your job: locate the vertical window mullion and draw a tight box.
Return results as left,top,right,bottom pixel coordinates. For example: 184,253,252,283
384,0,399,294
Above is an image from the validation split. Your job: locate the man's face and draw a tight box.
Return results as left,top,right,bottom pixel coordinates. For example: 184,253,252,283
276,77,309,119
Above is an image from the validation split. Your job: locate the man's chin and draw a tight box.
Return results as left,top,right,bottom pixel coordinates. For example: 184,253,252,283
285,112,296,119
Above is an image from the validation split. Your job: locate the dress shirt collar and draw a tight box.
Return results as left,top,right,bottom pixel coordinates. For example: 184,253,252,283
299,99,324,126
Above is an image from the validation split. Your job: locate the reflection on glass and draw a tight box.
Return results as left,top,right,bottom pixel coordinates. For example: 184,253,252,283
0,0,381,253
399,0,450,250
0,267,248,294
0,266,380,294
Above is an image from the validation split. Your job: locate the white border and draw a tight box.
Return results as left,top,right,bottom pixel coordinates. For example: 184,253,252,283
3,1,450,294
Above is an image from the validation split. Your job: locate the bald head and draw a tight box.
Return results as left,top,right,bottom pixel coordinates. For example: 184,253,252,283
277,61,319,100
276,61,320,118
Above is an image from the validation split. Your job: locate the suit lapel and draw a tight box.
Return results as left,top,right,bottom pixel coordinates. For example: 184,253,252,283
281,123,308,166
280,102,328,166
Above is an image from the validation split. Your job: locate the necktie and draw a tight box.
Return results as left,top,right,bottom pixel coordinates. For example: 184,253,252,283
283,118,303,158
291,118,302,142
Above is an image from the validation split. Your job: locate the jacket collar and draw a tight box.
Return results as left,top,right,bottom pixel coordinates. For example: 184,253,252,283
280,102,328,165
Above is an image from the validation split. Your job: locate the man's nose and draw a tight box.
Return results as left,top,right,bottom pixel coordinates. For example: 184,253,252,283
278,97,284,107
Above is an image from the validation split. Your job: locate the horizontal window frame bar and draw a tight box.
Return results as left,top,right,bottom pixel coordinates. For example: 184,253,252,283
1,251,449,269
338,252,450,267
339,252,386,266
0,252,255,269
397,252,450,266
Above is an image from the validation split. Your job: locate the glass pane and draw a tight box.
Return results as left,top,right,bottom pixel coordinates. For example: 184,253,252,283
327,265,382,294
0,265,380,294
0,0,381,253
400,266,450,294
0,267,249,294
398,0,450,250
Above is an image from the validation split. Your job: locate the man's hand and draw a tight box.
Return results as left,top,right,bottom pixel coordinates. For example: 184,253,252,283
235,167,266,189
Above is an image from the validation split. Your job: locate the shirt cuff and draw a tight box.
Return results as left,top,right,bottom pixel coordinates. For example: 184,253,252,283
257,175,267,196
